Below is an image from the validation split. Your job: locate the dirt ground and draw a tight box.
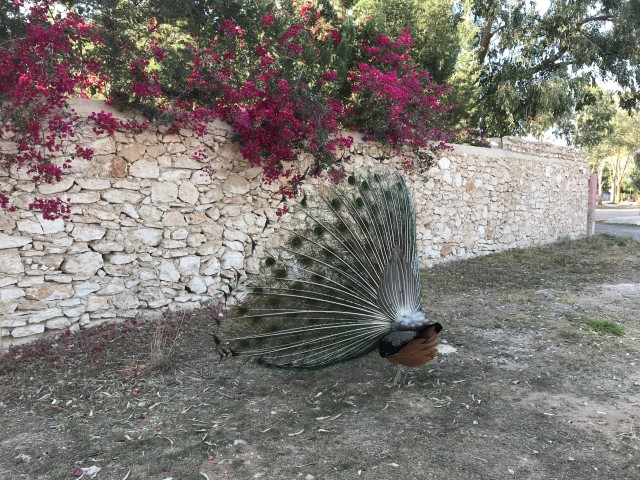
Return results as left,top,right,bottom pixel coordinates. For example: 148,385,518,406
1,234,639,480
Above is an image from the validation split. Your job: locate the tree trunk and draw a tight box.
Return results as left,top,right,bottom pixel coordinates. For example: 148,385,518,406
597,163,604,196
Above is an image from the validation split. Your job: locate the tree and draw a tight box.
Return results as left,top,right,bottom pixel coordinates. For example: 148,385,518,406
468,0,640,136
581,108,640,202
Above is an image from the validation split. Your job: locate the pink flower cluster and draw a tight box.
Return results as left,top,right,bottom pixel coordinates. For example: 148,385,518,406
0,1,147,218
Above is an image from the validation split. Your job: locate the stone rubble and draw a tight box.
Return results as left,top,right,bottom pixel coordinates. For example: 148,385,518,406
0,101,588,348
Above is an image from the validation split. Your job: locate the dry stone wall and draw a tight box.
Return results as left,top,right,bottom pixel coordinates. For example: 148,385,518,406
0,101,589,348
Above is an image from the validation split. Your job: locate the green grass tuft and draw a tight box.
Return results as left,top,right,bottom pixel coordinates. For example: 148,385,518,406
585,318,625,336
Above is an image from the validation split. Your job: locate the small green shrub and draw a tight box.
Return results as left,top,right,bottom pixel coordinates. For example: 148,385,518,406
585,318,625,336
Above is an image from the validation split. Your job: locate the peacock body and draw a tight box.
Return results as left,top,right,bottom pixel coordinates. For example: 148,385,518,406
224,170,442,368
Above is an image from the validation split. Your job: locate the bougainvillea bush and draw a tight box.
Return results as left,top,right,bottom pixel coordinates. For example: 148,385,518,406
0,0,456,217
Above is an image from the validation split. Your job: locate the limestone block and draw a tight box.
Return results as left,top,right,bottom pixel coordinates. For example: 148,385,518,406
191,170,212,185
196,241,223,256
113,294,140,310
224,229,248,243
103,264,133,277
173,155,206,169
130,227,163,246
160,239,186,249
0,287,25,303
186,233,206,247
61,252,104,275
110,156,128,177
221,250,244,270
18,277,44,287
438,157,451,170
1,318,26,328
11,324,45,337
106,253,136,265
159,170,191,182
38,177,74,195
178,256,200,275
0,277,17,288
98,278,125,295
171,228,189,241
91,241,125,253
162,211,187,227
25,284,74,301
0,249,24,274
178,181,199,204
71,225,107,242
151,182,179,203
86,295,109,312
102,189,144,204
0,212,17,232
0,233,31,249
202,257,220,275
37,215,65,234
118,204,139,220
146,144,167,158
63,305,86,317
201,224,224,239
203,187,224,203
45,317,72,330
189,211,207,225
223,175,250,195
113,179,141,190
186,276,207,294
245,256,260,275
68,192,101,204
224,240,244,252
119,144,146,162
76,178,111,190
89,136,116,155
159,260,180,282
130,159,160,179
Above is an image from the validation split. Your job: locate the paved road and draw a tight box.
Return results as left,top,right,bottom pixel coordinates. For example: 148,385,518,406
595,207,640,221
595,222,640,241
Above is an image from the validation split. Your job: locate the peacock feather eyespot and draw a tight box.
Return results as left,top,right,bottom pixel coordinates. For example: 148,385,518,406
373,173,382,182
289,235,303,248
265,256,277,267
347,174,356,185
313,224,325,236
355,197,364,208
336,221,348,233
331,198,341,209
384,189,392,200
252,287,264,294
274,268,287,279
237,305,249,315
311,273,323,283
360,180,369,190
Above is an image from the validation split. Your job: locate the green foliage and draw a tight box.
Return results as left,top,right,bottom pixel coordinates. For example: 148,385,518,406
471,0,640,136
585,318,625,337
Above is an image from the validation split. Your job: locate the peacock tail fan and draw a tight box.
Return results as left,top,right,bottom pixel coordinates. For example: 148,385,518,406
225,169,432,368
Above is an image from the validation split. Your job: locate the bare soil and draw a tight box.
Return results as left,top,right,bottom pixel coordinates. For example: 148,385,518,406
1,234,639,480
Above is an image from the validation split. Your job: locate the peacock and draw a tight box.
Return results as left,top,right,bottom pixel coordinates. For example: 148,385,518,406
219,169,442,370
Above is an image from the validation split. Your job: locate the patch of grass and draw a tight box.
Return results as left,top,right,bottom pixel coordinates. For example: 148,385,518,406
585,318,625,336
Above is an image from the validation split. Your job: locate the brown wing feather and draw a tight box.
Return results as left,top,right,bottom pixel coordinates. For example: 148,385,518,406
386,326,439,367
